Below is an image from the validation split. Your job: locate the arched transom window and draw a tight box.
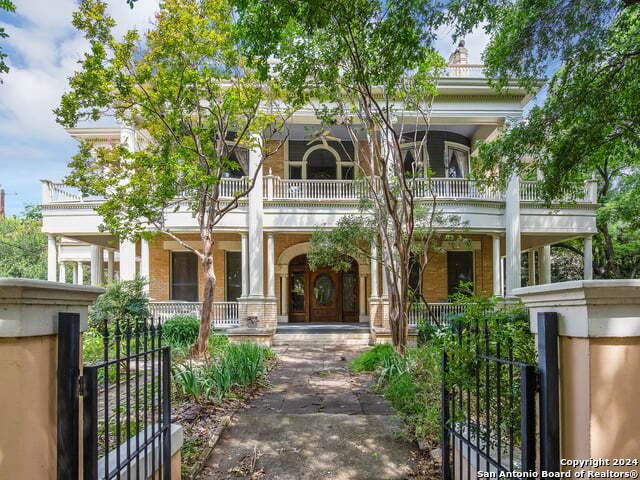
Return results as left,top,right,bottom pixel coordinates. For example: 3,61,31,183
287,142,355,180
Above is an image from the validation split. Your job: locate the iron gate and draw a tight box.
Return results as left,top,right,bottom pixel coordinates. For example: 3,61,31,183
57,312,172,480
441,312,559,479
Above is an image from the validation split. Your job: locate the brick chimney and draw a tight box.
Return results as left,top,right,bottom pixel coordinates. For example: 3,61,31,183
0,189,5,218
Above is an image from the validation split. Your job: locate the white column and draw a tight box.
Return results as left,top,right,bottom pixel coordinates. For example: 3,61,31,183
505,175,521,294
140,239,150,290
528,250,536,286
381,264,389,299
72,262,78,284
281,272,288,316
90,246,104,285
119,239,137,281
247,137,264,298
359,274,367,318
47,235,58,282
584,236,593,280
107,250,115,283
76,262,84,285
58,262,66,283
492,235,501,296
240,233,249,298
370,240,379,298
266,233,275,298
539,245,551,284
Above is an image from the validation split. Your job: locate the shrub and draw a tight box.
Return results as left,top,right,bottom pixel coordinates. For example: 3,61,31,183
163,314,200,348
350,343,394,372
172,341,274,402
89,277,149,330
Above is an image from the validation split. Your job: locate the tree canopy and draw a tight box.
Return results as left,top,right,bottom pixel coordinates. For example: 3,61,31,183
0,206,47,279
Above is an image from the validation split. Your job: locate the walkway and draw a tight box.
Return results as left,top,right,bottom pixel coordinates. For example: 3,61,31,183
199,345,417,480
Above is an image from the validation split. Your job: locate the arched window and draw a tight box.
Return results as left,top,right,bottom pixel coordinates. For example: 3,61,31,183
306,147,338,180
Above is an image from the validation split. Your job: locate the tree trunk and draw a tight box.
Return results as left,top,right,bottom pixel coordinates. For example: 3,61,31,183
194,235,216,356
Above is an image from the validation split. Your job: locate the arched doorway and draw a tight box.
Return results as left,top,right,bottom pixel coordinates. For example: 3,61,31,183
288,254,359,323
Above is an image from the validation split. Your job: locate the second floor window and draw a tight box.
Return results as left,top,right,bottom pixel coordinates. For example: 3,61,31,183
287,141,355,180
445,143,470,178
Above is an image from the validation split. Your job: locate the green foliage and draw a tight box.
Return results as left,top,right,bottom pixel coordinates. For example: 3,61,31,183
0,0,15,79
172,341,274,403
350,344,395,372
0,206,47,279
88,277,149,329
163,315,200,348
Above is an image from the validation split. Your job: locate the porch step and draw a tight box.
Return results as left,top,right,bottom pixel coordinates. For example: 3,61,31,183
273,323,372,346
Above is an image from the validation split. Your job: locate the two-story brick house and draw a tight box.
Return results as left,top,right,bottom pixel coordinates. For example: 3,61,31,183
41,53,598,345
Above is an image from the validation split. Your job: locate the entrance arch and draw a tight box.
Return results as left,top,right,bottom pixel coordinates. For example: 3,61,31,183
288,254,358,323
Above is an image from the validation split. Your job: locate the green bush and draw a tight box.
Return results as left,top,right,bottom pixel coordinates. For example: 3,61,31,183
350,343,394,372
163,314,200,348
89,277,149,330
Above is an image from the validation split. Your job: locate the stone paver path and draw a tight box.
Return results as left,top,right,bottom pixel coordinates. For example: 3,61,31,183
199,345,417,480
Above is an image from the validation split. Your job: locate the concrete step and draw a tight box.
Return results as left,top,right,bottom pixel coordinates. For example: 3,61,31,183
272,331,372,346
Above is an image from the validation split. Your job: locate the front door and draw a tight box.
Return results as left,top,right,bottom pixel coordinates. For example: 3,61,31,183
309,269,341,322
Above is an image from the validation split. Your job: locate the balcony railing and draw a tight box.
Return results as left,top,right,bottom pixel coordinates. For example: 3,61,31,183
149,301,239,328
42,177,598,206
520,180,598,204
445,64,486,78
408,302,467,327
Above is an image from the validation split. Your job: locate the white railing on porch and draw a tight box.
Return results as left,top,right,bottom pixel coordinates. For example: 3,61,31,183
41,180,101,203
520,179,598,204
149,301,239,328
267,177,367,201
219,177,250,199
408,302,466,327
412,178,503,201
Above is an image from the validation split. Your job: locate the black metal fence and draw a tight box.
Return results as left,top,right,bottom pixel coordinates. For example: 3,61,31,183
57,313,172,480
441,312,559,479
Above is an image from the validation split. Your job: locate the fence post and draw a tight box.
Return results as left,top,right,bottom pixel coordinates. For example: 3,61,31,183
162,348,172,480
441,351,451,480
520,364,537,472
82,367,99,480
537,312,560,473
57,312,81,480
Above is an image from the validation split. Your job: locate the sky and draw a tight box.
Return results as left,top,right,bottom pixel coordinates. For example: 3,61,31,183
0,1,488,216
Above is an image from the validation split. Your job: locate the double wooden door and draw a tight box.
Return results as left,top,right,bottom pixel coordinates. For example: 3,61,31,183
288,257,358,323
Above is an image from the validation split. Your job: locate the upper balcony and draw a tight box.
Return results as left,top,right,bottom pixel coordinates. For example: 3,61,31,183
42,176,598,207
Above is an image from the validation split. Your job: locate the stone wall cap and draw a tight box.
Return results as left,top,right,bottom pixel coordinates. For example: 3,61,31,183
0,278,105,295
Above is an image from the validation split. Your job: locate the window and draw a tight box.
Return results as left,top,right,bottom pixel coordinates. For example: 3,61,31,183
400,142,428,175
171,252,198,301
225,251,242,301
286,140,356,180
342,272,357,313
290,272,305,312
409,253,422,300
447,251,474,297
222,147,248,178
445,143,470,178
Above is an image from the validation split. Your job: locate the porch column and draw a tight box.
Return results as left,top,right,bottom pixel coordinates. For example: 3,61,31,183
381,265,388,299
539,245,552,284
370,240,379,298
359,273,367,318
140,239,150,291
247,136,264,298
266,233,275,298
90,245,104,286
584,235,593,280
58,262,66,283
72,262,78,284
528,250,536,286
240,232,249,297
492,235,501,296
505,174,521,294
281,271,288,317
47,235,57,282
76,261,84,285
107,250,115,283
119,239,137,281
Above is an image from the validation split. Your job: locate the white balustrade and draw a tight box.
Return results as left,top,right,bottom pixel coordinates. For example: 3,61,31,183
413,178,503,201
270,177,366,200
520,180,596,203
408,302,467,327
219,177,250,199
149,301,239,328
